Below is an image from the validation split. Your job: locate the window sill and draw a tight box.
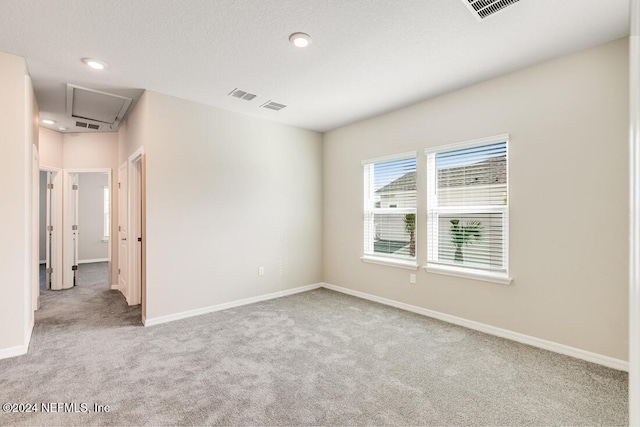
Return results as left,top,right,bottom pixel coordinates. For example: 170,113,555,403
102,238,109,243
423,263,512,285
361,256,418,270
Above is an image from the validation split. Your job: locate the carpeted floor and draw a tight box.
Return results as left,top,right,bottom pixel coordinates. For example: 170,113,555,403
0,266,628,426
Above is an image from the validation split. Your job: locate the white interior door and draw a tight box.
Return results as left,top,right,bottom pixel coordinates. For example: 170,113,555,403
45,172,52,289
128,157,142,306
62,172,79,289
118,163,129,300
72,174,79,286
47,169,63,291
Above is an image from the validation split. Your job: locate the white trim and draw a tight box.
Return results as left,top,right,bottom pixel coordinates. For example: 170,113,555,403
110,283,120,291
361,151,417,166
424,133,509,155
631,0,640,423
424,263,512,285
39,165,62,173
0,344,29,360
361,255,418,270
425,136,510,281
320,283,628,372
1,318,33,360
39,260,46,264
78,258,109,264
144,283,322,326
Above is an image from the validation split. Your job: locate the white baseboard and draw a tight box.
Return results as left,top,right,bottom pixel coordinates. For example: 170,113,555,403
78,258,109,264
39,260,45,264
110,283,120,291
320,283,629,372
144,283,322,327
0,344,29,360
0,322,33,361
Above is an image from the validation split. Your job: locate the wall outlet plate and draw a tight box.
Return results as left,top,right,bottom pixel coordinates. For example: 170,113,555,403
410,273,416,284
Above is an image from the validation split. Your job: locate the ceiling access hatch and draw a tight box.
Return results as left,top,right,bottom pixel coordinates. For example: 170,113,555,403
66,84,133,131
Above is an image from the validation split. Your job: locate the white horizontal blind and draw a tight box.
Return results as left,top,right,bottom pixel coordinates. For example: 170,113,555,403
363,154,417,260
427,139,508,274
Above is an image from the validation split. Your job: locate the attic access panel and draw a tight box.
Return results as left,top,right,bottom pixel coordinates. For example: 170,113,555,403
66,84,133,130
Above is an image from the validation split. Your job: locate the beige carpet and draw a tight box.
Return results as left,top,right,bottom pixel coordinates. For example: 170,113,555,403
0,264,628,426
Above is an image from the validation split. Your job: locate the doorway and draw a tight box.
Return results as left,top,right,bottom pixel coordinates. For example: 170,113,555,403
63,170,112,290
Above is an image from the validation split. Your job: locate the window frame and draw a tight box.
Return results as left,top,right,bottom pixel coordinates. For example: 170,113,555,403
361,151,419,270
424,134,511,284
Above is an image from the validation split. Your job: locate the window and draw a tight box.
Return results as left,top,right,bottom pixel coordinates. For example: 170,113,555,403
103,186,110,241
362,152,417,269
425,135,510,284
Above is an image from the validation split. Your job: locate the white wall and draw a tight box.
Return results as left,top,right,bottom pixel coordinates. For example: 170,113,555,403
78,173,109,261
119,90,324,321
118,92,147,166
63,132,118,170
39,127,62,169
0,52,37,355
323,39,629,360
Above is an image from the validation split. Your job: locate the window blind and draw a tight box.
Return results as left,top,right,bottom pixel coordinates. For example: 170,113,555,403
363,154,417,260
427,140,508,274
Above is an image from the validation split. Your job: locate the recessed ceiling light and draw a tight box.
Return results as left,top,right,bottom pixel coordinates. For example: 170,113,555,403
41,119,56,125
82,58,108,70
289,32,311,48
58,126,67,131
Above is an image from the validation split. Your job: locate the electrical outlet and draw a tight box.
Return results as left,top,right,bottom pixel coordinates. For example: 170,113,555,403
409,273,416,284
258,267,264,276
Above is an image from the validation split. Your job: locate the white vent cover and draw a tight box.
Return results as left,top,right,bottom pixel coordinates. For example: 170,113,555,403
66,84,133,130
75,121,100,130
260,101,287,111
229,88,257,101
462,0,521,20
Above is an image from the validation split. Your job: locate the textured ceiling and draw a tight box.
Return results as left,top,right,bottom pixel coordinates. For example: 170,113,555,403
0,0,630,133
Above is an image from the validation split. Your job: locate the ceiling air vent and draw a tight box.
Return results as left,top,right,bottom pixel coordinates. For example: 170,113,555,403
75,121,100,130
228,88,257,101
462,0,521,21
260,101,287,111
66,84,133,131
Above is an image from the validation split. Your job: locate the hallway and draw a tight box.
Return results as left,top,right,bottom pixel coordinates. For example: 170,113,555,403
36,262,140,327
0,262,142,424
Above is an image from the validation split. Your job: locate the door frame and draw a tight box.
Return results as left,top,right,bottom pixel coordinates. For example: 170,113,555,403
31,146,38,315
62,168,112,289
629,0,640,423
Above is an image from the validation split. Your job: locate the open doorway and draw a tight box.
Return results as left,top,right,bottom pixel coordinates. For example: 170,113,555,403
63,170,112,290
